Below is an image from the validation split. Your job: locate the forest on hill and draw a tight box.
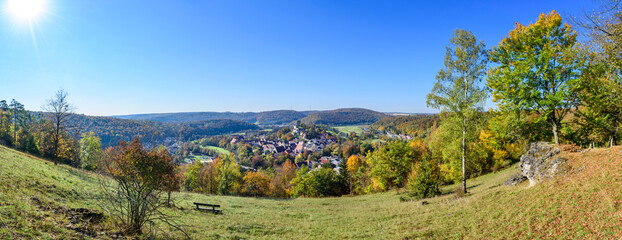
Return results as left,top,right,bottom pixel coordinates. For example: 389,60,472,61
70,115,260,147
114,108,390,126
114,111,261,124
298,108,389,126
114,110,312,125
371,114,439,138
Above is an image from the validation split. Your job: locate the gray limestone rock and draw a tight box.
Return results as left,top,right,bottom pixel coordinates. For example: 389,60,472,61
503,173,527,186
519,142,567,187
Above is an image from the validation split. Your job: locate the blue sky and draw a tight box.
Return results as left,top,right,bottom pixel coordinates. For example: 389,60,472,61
0,0,597,116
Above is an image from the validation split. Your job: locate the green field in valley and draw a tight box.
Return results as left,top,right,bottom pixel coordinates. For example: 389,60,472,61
201,145,230,155
334,125,369,135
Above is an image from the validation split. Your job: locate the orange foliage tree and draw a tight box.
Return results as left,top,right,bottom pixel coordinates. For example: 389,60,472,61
242,171,271,197
270,160,296,197
99,138,180,235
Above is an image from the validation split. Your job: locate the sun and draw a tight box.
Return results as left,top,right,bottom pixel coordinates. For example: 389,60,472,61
7,0,46,20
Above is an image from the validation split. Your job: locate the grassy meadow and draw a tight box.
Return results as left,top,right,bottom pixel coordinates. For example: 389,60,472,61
333,125,369,135
202,145,231,155
1,145,621,239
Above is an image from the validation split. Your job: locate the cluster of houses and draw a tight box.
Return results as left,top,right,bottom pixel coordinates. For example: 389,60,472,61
230,135,336,156
229,133,345,171
385,132,414,140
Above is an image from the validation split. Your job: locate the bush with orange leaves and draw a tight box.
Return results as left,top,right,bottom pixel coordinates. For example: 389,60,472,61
99,138,183,236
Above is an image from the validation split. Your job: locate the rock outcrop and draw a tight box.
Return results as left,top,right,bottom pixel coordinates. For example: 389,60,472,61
519,142,567,187
503,173,527,186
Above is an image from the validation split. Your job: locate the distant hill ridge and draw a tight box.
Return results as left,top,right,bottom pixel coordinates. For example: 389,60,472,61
112,108,390,126
112,110,311,125
68,115,259,147
298,108,389,126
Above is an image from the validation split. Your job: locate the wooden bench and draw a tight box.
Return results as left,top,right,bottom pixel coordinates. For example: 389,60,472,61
193,202,222,214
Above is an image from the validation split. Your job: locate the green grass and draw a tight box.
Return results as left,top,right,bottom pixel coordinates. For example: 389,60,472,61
0,145,111,239
2,145,622,239
202,145,230,155
334,125,368,135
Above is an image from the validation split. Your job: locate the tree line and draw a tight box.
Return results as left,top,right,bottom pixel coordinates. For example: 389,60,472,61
421,5,622,196
0,90,78,165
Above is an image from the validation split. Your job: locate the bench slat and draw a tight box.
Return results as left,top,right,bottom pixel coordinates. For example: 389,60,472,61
194,202,222,214
194,202,220,207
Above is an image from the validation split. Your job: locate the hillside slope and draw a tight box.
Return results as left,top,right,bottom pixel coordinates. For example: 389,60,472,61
1,145,621,239
0,145,109,239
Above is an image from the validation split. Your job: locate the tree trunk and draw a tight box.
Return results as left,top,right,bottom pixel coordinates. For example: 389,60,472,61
349,175,353,195
462,117,467,194
13,116,17,146
610,136,614,148
552,122,559,145
167,192,172,206
53,132,59,164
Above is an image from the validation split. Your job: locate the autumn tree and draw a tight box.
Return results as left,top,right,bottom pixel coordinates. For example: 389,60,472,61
42,89,75,164
573,0,622,72
162,166,183,207
9,99,25,146
426,29,488,194
0,100,8,144
573,62,621,147
200,158,222,194
407,155,441,199
99,138,181,235
217,155,242,195
182,160,203,192
572,1,622,146
79,132,102,170
488,11,585,145
271,160,296,198
291,167,346,197
242,171,271,197
368,140,421,191
346,155,362,193
478,110,525,168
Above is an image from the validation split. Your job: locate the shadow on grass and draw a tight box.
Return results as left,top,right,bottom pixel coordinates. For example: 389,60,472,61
439,183,482,196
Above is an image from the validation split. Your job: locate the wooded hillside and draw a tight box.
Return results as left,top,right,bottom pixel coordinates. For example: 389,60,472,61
298,108,389,126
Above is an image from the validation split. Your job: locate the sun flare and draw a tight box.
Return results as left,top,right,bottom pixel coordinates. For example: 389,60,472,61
8,0,46,20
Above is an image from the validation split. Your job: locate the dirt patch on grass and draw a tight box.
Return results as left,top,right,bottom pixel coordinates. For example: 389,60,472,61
30,197,123,239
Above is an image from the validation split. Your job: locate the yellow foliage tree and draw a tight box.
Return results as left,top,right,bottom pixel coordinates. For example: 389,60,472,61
346,155,362,174
242,171,271,197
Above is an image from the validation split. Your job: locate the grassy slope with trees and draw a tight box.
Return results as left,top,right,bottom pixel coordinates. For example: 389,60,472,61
3,2,622,239
2,144,621,239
